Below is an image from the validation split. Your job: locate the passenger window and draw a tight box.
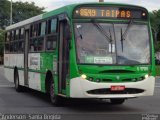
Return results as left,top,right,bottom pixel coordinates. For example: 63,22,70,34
31,24,38,37
51,19,57,33
16,29,19,40
11,31,14,41
30,38,44,52
13,30,16,40
41,22,46,36
10,42,14,52
5,43,10,53
18,41,24,52
38,23,41,36
6,32,10,42
48,18,57,34
14,42,18,52
46,35,57,50
19,28,24,39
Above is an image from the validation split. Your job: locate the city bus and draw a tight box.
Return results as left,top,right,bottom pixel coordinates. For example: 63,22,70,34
4,2,155,105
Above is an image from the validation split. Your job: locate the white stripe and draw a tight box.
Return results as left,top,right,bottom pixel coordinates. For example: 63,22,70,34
155,86,160,88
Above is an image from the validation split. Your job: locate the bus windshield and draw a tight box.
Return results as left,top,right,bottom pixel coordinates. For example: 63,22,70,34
74,22,150,65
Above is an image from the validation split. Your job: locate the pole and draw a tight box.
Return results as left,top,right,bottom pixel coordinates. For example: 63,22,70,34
10,0,12,25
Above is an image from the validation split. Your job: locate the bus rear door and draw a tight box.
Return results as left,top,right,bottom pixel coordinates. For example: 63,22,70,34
24,27,29,86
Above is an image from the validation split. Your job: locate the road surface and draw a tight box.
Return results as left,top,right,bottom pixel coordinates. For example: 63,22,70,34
0,66,160,120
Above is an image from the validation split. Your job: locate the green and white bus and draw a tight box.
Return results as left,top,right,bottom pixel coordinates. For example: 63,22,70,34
4,2,155,105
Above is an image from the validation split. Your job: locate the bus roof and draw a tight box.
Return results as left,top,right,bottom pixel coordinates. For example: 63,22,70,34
6,2,148,31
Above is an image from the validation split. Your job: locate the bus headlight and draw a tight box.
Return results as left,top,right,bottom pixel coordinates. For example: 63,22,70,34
145,74,149,79
81,74,87,79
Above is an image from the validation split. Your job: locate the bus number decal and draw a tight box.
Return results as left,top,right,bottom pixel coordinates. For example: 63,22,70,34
94,57,113,64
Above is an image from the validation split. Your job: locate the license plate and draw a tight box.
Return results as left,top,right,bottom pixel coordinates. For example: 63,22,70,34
110,86,125,91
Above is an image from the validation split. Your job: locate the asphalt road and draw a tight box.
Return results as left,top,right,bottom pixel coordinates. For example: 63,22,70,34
0,66,160,120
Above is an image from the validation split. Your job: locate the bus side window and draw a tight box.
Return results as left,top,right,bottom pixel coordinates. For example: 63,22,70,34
5,43,10,53
46,35,57,50
48,18,57,34
16,29,19,40
46,18,58,51
38,23,41,36
30,22,45,52
6,32,11,42
11,31,14,41
12,28,24,53
30,38,44,52
37,37,44,51
14,42,18,52
40,22,46,36
31,24,38,37
18,41,24,53
5,32,10,53
13,30,16,41
10,42,14,53
30,39,35,52
19,28,24,40
5,32,9,53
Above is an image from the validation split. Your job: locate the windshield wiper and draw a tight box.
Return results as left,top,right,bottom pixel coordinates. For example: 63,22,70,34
121,28,124,52
120,19,134,52
91,20,113,43
76,25,83,39
112,23,116,53
109,28,112,43
91,20,115,53
109,28,114,53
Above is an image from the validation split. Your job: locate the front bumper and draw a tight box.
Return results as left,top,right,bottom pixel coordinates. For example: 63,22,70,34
70,76,155,98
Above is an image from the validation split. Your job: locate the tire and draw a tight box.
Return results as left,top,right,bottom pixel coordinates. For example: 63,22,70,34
14,71,22,92
110,98,125,105
49,79,63,106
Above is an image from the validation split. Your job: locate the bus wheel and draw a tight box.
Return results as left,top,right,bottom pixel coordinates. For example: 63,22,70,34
14,72,22,92
110,98,125,105
49,80,62,106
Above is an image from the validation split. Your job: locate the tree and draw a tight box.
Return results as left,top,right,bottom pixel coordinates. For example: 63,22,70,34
150,10,160,42
13,2,45,24
150,10,160,52
0,0,10,29
0,29,5,64
0,30,5,54
0,0,45,29
0,0,45,63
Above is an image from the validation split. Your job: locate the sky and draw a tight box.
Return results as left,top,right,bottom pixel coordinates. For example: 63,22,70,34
12,0,160,12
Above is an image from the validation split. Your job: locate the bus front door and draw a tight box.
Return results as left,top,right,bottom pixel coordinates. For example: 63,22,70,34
58,20,70,94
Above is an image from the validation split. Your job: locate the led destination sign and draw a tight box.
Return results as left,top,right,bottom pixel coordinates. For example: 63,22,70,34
74,6,148,20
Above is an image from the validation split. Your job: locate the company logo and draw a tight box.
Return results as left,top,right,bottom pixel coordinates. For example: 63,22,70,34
116,76,120,80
